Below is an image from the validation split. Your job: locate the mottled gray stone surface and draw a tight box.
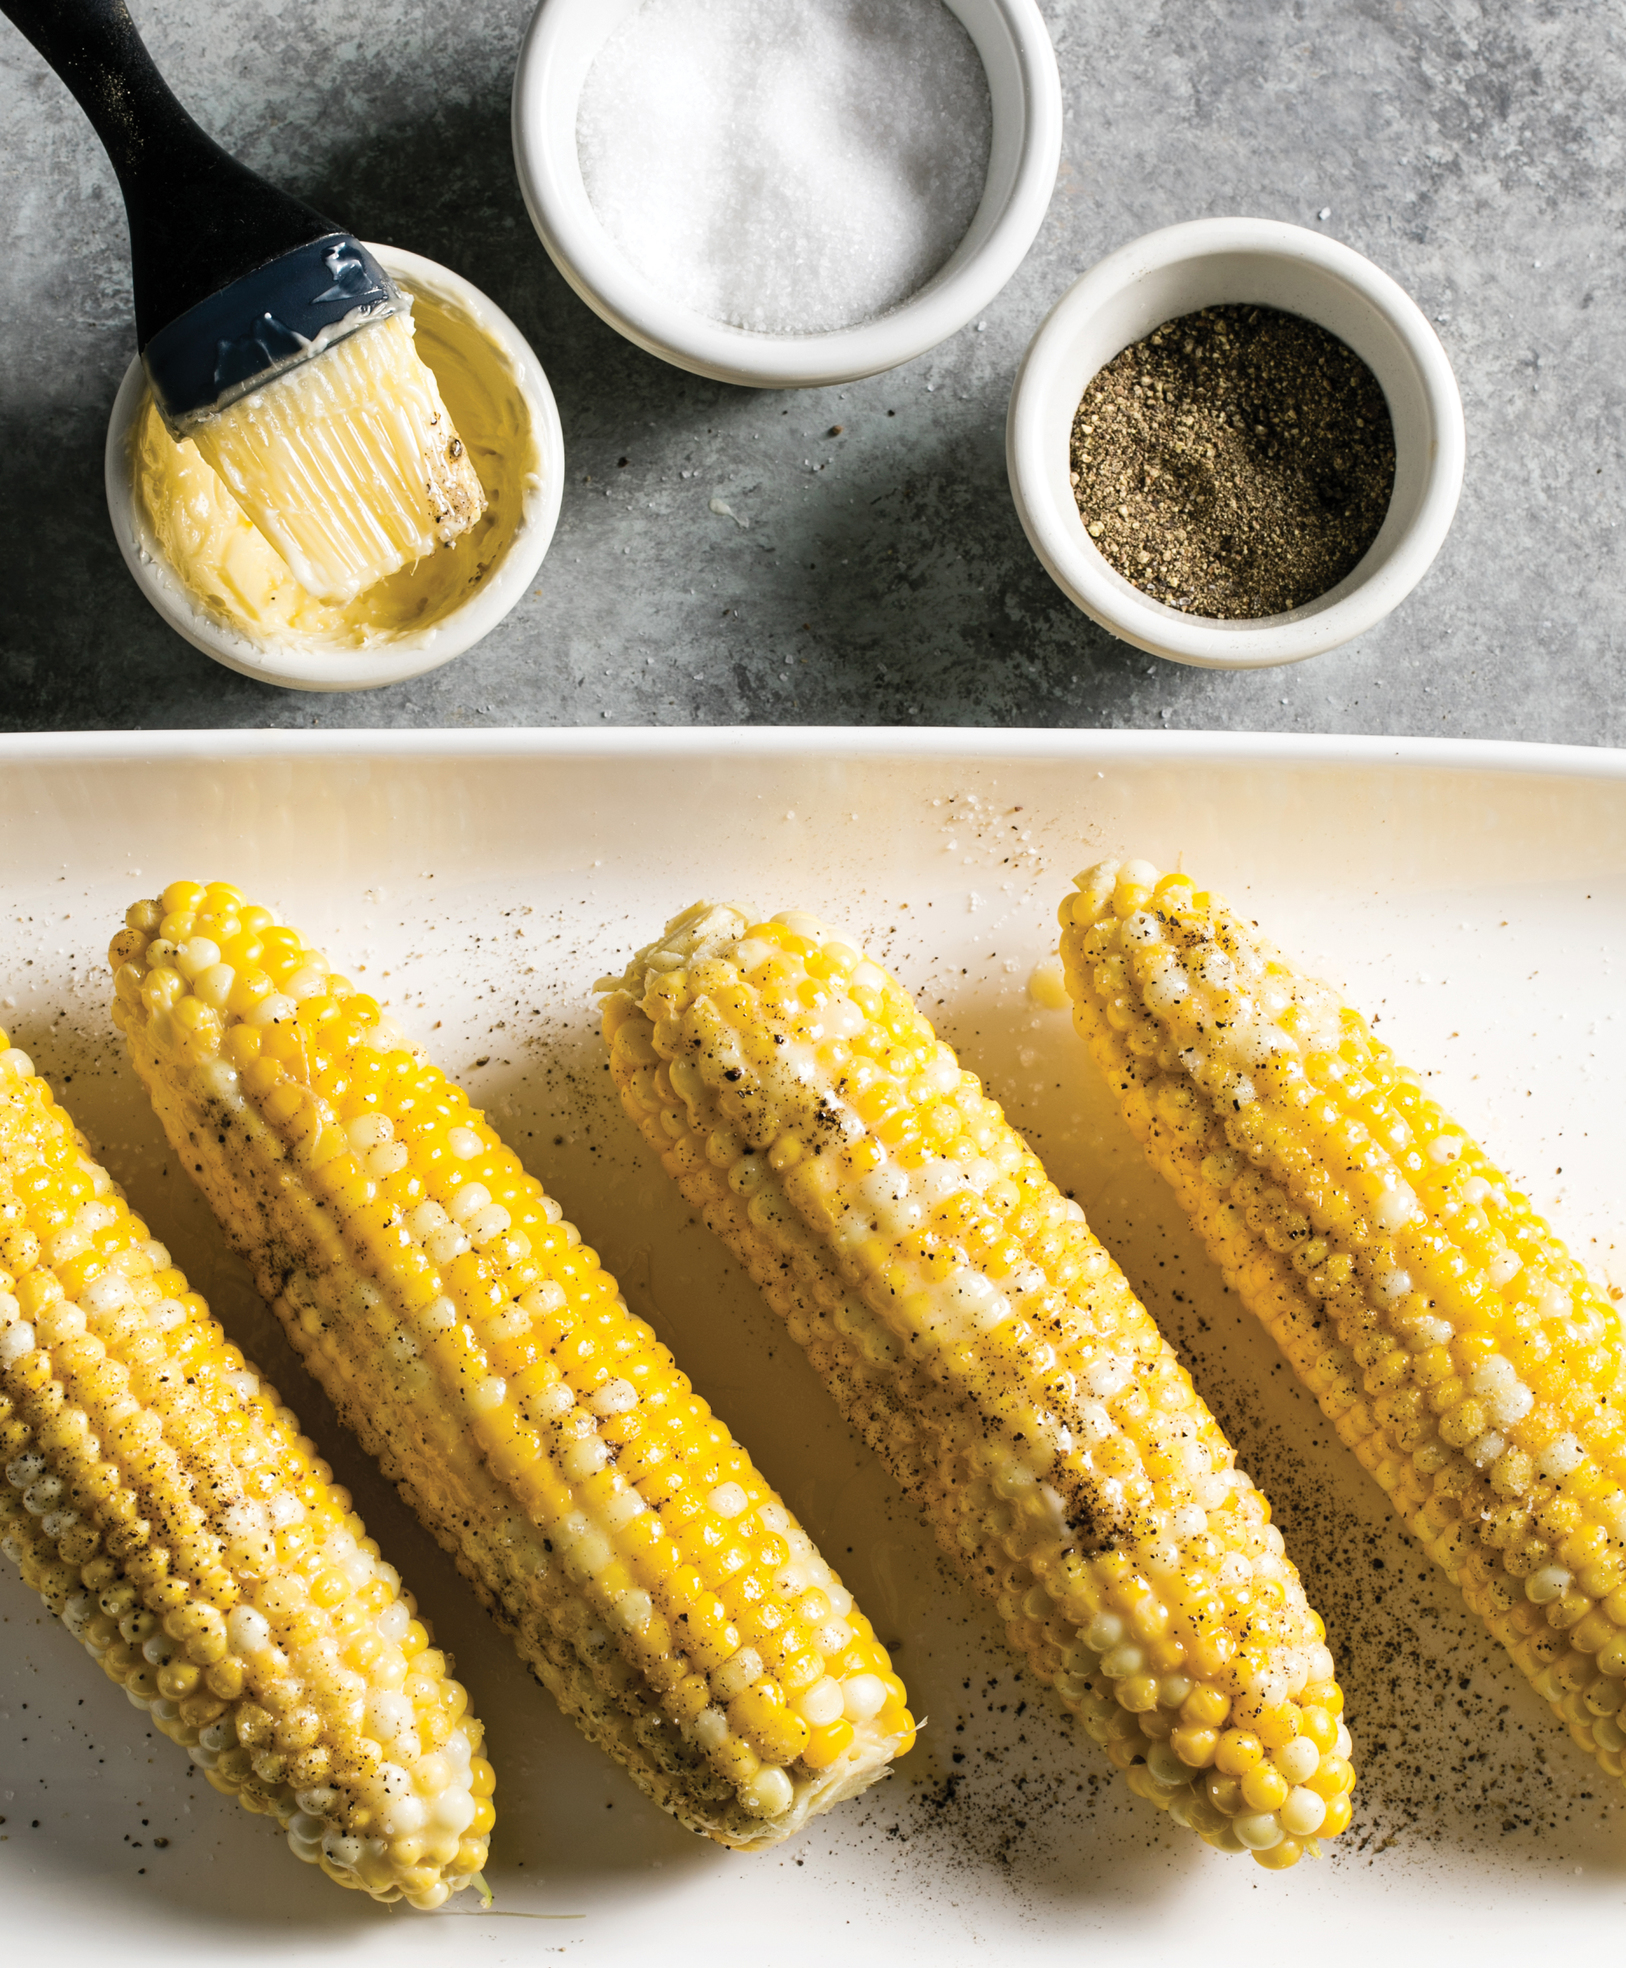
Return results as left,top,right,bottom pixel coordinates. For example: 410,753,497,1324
1,0,1621,738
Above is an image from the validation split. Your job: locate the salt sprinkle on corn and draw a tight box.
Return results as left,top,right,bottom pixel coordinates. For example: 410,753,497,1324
0,1036,488,1908
1062,858,1626,1798
109,881,912,1850
599,902,1357,1866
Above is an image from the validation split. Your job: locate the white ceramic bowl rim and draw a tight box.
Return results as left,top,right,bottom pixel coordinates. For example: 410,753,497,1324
104,243,566,694
511,0,1063,389
1005,217,1467,669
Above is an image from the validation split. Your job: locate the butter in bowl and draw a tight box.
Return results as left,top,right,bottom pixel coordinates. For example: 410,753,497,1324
107,247,565,693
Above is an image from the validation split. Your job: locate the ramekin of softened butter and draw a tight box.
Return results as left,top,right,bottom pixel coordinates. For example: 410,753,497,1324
105,244,565,692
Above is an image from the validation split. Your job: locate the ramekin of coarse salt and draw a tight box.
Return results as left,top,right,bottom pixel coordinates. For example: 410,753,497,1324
105,245,565,693
1006,218,1465,669
512,0,1062,389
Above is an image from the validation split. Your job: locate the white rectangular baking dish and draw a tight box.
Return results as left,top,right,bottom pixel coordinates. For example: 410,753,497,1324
3,728,1624,1966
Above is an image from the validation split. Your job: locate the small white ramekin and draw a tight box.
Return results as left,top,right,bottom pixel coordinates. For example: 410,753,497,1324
511,0,1062,390
105,244,566,694
1006,218,1466,669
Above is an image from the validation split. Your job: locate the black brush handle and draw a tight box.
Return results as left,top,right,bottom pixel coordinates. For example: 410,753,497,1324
1,0,339,347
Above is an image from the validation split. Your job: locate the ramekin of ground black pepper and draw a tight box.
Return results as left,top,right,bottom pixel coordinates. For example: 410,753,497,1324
1006,218,1465,668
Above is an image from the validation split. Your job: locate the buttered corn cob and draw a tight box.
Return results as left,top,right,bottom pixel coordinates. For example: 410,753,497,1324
110,881,912,1849
600,902,1357,1866
1062,859,1626,1795
0,1034,490,1908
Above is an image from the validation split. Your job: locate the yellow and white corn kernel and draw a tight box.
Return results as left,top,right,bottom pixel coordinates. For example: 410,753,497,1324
110,881,911,1851
0,1037,489,1908
599,902,1356,1867
1062,857,1626,1801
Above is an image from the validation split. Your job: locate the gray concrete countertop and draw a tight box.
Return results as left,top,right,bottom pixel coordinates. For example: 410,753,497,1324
1,0,1620,740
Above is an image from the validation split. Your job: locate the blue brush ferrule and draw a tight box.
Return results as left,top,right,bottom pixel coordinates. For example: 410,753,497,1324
142,233,403,435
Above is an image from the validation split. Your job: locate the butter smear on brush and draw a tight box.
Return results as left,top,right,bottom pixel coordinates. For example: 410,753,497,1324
189,310,487,604
134,283,533,647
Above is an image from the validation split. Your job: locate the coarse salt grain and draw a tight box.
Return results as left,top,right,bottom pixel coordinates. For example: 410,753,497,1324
577,0,991,335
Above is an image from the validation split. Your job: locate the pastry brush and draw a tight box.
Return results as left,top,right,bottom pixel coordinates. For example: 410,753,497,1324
4,0,485,602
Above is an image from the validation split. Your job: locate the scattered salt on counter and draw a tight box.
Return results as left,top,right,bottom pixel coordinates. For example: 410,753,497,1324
577,0,992,335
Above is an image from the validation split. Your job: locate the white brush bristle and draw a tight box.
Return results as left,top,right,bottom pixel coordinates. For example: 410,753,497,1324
190,312,486,603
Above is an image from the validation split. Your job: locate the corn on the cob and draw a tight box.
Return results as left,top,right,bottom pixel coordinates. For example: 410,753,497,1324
109,881,913,1850
0,1033,490,1908
1061,858,1626,1797
600,901,1357,1867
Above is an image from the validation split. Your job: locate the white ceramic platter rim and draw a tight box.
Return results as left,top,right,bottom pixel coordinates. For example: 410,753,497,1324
4,724,1619,775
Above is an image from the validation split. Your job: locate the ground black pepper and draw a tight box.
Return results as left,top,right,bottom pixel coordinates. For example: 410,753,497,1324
1071,304,1397,619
